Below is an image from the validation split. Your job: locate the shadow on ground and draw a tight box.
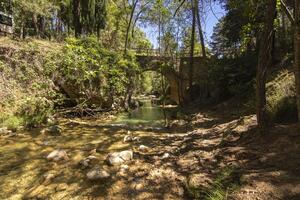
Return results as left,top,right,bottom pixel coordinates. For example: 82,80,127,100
0,112,300,200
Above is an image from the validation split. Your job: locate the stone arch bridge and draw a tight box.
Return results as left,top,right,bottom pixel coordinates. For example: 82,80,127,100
134,49,206,104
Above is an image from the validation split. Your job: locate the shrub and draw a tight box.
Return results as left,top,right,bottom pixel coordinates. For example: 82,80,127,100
2,116,24,130
204,168,241,200
17,97,54,127
186,168,241,200
266,70,297,123
45,36,139,108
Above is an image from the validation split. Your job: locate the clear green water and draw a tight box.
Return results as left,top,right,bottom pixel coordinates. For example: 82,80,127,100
113,100,175,126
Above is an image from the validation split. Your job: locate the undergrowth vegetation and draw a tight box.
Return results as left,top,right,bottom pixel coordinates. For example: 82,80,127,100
266,69,297,123
186,168,242,200
0,38,59,129
0,37,139,129
45,37,139,108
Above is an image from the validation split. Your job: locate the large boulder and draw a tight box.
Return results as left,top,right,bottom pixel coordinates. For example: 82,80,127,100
86,166,110,180
107,150,133,165
46,149,69,162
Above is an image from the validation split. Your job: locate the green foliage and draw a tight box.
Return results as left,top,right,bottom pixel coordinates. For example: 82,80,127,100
11,0,107,38
17,97,54,127
0,38,61,127
0,60,6,72
141,72,154,94
267,70,297,123
205,168,241,200
2,116,24,130
186,168,241,200
208,52,257,101
212,0,264,57
45,36,139,106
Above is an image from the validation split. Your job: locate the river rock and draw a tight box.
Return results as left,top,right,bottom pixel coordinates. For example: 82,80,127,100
48,125,62,136
162,153,170,159
42,125,62,136
138,145,149,152
43,171,57,184
123,135,140,143
89,148,97,155
124,135,131,143
107,150,133,165
8,132,18,137
0,127,12,135
79,155,98,168
47,149,69,162
46,116,58,125
87,166,110,180
117,164,129,177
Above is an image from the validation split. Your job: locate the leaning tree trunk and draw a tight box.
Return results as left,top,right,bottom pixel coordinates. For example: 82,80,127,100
294,0,300,123
124,0,138,55
256,0,277,130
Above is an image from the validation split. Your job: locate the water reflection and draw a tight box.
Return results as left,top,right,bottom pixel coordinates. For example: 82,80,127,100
113,100,175,126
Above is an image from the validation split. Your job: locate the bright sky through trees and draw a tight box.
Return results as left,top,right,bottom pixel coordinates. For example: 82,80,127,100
140,1,225,48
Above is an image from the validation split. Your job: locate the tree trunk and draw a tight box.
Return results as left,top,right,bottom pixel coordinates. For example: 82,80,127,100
124,76,134,111
97,26,100,41
33,14,39,38
20,19,25,39
56,17,62,38
38,16,45,38
294,0,300,122
124,0,138,55
73,0,82,38
195,0,206,58
256,0,277,130
189,0,196,101
161,71,168,126
158,12,161,54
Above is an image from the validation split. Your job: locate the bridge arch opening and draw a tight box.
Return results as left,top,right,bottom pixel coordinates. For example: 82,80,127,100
135,54,206,105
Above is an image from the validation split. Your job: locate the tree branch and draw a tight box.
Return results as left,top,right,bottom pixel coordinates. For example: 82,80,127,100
173,0,187,17
281,0,295,24
132,0,151,37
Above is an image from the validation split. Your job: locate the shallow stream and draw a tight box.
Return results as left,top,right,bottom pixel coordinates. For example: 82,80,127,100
0,99,179,199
